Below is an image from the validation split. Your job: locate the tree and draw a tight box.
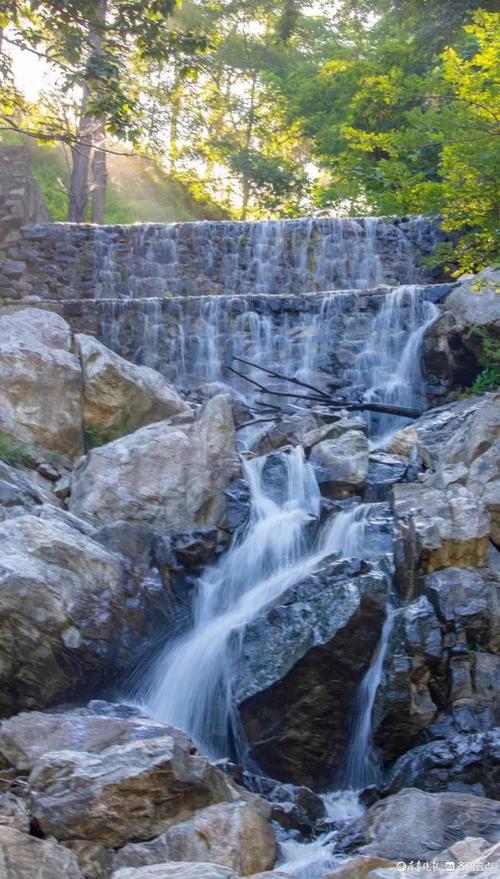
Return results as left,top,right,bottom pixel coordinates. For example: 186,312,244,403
281,3,499,272
0,0,207,220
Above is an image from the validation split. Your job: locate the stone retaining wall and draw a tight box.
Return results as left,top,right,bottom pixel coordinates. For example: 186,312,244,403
0,146,50,296
0,215,445,302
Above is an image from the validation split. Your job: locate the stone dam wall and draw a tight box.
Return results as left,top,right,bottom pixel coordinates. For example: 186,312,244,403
0,215,445,302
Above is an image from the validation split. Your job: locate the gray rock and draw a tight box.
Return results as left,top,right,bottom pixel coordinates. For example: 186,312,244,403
310,430,369,497
76,333,188,440
423,267,500,389
195,382,251,428
0,826,83,879
374,597,442,762
113,800,276,875
358,788,500,861
111,865,237,879
0,515,173,714
28,735,244,847
386,730,500,798
393,483,491,600
424,567,500,653
253,412,321,456
0,703,192,773
0,309,84,459
0,461,60,522
237,559,390,785
0,793,29,832
69,395,240,531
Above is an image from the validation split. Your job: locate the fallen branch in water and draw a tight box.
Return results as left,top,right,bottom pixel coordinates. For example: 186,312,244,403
227,357,423,419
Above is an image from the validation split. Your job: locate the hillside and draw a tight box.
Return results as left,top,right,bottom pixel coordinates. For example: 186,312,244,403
1,134,228,224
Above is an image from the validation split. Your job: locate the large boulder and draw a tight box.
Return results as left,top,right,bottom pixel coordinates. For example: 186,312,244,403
69,395,240,530
423,267,500,390
237,559,390,785
356,788,500,861
0,515,173,715
113,801,276,875
373,596,443,762
386,730,500,799
309,430,369,497
0,309,84,459
424,566,500,653
0,702,193,773
27,735,245,847
392,483,490,598
392,393,499,598
75,333,188,441
0,826,83,879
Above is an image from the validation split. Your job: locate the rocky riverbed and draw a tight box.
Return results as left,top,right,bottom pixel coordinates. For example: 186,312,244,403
0,230,498,879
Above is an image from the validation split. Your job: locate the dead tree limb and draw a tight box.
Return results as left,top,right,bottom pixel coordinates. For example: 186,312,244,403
232,355,332,400
229,357,423,419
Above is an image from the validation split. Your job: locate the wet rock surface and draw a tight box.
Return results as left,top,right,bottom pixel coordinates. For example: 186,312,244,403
386,729,500,798
0,226,499,879
238,560,390,785
424,267,500,390
354,788,500,861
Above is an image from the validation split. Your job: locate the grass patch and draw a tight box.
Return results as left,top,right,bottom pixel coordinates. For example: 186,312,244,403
0,433,35,468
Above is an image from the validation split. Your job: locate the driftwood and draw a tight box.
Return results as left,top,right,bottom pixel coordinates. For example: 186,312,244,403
226,356,423,424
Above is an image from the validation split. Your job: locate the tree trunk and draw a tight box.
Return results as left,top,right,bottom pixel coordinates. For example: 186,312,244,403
67,0,107,222
239,69,257,220
91,121,107,223
68,93,93,222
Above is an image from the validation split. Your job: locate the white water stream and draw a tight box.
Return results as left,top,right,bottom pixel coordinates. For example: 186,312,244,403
131,279,439,879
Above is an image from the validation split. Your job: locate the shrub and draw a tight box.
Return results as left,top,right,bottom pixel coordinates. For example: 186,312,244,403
0,433,35,468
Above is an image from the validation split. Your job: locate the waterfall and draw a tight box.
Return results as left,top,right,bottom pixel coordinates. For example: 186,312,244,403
139,456,390,762
122,265,443,879
342,608,395,789
348,284,438,440
141,446,322,758
99,291,350,390
29,215,440,300
98,284,437,409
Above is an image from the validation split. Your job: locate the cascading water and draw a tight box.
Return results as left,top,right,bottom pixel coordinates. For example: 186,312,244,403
348,284,439,442
27,215,439,300
141,446,322,759
120,226,444,879
341,608,395,789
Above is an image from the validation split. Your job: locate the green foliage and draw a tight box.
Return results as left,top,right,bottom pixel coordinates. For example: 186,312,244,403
84,411,136,449
3,133,228,223
0,433,35,468
469,327,500,394
281,6,500,274
85,425,111,449
1,0,498,238
470,366,500,395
